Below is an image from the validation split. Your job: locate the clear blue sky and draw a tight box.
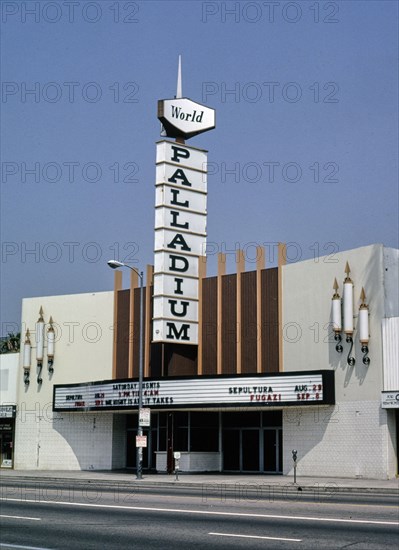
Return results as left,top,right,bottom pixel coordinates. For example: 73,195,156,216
1,0,398,335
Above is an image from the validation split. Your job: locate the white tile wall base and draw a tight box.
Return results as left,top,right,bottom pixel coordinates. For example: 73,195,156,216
14,410,116,470
155,452,221,472
283,400,395,479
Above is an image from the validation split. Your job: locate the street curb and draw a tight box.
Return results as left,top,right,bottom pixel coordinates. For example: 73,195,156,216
1,475,398,496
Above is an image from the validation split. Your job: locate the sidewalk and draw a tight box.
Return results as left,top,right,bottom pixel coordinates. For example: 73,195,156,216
1,469,398,495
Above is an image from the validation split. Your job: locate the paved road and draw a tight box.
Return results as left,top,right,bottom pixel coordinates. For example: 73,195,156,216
1,481,398,549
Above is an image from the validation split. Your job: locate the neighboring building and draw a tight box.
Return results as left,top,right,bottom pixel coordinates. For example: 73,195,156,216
10,243,399,478
0,351,19,468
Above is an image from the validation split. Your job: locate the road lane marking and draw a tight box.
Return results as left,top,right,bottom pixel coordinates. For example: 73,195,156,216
1,498,398,526
0,515,41,521
209,532,302,542
0,544,52,550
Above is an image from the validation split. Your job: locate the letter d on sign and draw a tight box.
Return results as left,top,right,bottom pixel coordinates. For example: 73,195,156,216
169,255,189,272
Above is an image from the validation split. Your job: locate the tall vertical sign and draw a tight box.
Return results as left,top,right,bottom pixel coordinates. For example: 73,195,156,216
153,141,207,344
153,57,215,344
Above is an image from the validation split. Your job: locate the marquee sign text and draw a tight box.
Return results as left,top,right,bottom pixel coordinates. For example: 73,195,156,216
53,371,335,412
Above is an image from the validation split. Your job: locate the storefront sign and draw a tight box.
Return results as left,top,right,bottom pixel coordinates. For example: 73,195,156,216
0,405,16,418
139,408,151,427
136,435,147,448
158,98,215,140
0,423,13,431
53,371,335,412
153,140,208,344
381,391,399,408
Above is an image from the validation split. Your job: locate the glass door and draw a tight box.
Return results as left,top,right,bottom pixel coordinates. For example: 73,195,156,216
263,428,282,473
242,429,260,471
222,429,240,471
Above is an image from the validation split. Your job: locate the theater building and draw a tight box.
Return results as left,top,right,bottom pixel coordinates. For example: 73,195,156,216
13,243,399,478
11,70,399,478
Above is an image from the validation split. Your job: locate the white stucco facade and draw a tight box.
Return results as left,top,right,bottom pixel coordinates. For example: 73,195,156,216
282,244,398,479
14,291,117,470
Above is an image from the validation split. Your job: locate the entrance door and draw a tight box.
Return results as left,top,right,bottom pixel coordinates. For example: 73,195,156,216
222,429,240,471
242,429,259,471
263,428,282,473
223,429,260,472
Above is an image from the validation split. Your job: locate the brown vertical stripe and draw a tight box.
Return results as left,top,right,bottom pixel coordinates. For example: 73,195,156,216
256,246,265,373
201,276,217,375
116,289,130,379
241,270,257,374
261,268,279,373
278,243,286,372
132,286,141,379
197,255,207,375
236,250,245,374
217,253,226,374
112,271,122,379
144,265,154,378
222,274,237,374
128,269,139,378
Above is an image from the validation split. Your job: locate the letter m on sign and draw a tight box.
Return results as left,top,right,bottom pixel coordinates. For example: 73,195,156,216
166,322,190,341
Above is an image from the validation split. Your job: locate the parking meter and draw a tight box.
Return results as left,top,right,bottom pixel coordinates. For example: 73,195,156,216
292,450,298,483
174,452,181,480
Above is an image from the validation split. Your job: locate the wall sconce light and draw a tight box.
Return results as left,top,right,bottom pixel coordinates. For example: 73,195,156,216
23,329,31,385
36,307,45,384
343,263,355,366
331,278,343,352
47,316,55,373
359,288,370,366
331,264,371,367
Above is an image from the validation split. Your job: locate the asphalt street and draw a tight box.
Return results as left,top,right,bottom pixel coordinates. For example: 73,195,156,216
1,481,398,549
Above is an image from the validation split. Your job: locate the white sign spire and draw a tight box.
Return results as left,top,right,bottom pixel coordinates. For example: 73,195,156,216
176,54,182,99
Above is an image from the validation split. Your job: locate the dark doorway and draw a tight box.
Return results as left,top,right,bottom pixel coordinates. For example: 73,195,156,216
242,429,260,471
222,429,240,471
264,428,282,473
222,411,282,473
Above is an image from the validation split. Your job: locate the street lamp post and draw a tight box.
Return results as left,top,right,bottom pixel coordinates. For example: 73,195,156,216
108,260,144,480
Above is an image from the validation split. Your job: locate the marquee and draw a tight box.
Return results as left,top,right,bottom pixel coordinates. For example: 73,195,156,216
53,371,335,412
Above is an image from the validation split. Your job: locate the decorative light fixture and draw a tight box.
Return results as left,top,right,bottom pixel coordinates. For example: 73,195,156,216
36,307,45,384
23,329,31,385
358,288,370,365
331,264,371,367
47,316,55,373
331,278,343,352
343,263,355,366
